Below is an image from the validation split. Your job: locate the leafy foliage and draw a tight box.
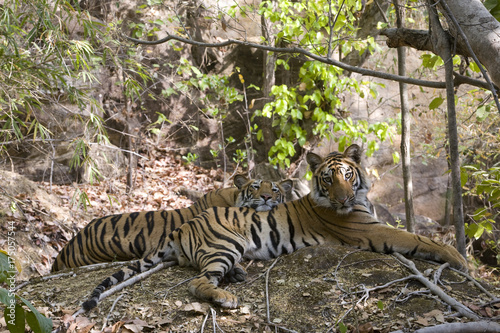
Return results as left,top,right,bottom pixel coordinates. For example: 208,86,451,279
459,95,500,263
0,0,106,162
463,163,500,239
0,252,52,333
254,0,392,167
484,0,500,22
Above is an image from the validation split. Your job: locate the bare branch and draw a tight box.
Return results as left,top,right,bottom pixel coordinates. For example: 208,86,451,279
390,321,500,333
381,28,433,51
74,261,177,316
121,33,494,91
393,253,479,320
380,27,472,56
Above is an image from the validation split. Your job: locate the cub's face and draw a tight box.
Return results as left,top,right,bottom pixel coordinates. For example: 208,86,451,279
307,145,362,214
234,175,293,211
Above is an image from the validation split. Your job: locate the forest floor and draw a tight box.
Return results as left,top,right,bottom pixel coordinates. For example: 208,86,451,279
1,148,500,332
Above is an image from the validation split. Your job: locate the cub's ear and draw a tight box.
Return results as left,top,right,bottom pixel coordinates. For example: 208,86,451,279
306,152,324,172
233,174,250,189
343,144,362,164
279,179,294,194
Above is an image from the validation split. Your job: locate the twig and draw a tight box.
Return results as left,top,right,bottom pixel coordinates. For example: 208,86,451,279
331,249,364,293
155,276,194,299
101,294,124,331
262,258,298,333
392,253,479,320
74,261,176,317
200,310,210,333
15,260,139,291
434,262,449,284
264,258,280,323
448,267,500,302
390,321,500,333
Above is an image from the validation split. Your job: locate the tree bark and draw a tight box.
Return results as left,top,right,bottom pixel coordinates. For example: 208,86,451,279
427,0,467,258
393,0,415,233
382,0,500,89
437,0,500,88
342,0,390,68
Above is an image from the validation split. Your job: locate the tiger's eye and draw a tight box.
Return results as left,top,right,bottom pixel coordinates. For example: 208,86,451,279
323,176,332,184
345,171,353,180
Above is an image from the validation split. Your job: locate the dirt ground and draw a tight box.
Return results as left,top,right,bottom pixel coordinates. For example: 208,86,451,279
19,244,500,332
1,151,499,332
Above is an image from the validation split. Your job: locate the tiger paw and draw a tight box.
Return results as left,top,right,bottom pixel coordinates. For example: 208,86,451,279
224,264,247,283
443,245,468,272
211,289,239,308
189,277,239,308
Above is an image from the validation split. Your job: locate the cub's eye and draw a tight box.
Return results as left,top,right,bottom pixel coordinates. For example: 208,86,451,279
345,171,353,180
251,184,260,189
323,176,332,184
272,187,279,192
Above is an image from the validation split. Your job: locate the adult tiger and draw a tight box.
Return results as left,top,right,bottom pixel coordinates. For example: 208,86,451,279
51,175,293,272
82,144,467,311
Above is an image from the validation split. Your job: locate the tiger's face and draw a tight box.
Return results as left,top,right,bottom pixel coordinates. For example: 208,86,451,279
307,144,364,214
234,175,293,211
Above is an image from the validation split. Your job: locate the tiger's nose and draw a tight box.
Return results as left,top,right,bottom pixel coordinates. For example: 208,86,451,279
338,197,349,204
261,194,272,201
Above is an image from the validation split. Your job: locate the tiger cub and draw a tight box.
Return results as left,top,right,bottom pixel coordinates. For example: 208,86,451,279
82,144,467,311
51,175,293,272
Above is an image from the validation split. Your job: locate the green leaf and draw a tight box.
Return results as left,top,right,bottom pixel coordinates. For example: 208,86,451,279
392,151,400,164
460,171,468,187
465,223,479,238
338,322,348,333
476,106,489,122
256,129,263,142
484,0,500,22
0,251,14,284
0,288,14,306
5,303,25,333
469,62,480,73
377,300,384,310
429,97,444,110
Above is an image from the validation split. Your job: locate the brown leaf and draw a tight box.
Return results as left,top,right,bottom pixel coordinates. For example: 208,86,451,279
183,302,209,314
357,322,373,333
110,320,125,333
415,316,429,326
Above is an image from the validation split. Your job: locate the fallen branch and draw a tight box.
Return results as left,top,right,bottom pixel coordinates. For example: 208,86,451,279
101,294,124,331
263,258,298,333
391,321,500,333
433,262,449,284
392,253,479,320
265,258,279,322
74,261,176,317
16,260,139,291
448,267,500,303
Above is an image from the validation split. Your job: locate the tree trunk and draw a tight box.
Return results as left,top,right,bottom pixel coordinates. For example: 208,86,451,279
255,1,279,163
382,0,500,89
393,0,415,233
342,0,390,68
437,0,500,88
427,0,467,258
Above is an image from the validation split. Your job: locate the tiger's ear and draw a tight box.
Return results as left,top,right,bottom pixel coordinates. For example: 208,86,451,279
343,144,361,164
233,174,250,189
279,179,294,194
306,152,324,172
